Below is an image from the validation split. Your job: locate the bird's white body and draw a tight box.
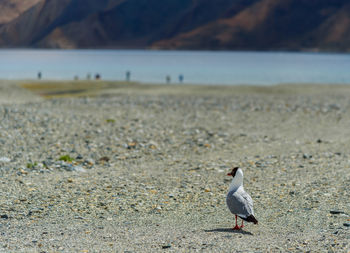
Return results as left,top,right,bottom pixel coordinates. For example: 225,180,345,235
226,168,255,220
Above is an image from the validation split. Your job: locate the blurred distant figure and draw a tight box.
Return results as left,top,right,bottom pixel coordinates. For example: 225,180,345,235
179,74,184,83
74,75,79,81
95,73,101,80
37,71,42,80
87,73,91,80
166,75,171,84
126,71,131,82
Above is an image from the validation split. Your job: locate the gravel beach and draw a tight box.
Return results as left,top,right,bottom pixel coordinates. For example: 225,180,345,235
0,80,349,252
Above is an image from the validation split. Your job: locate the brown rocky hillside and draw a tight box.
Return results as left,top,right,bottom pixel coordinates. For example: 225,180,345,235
0,0,349,51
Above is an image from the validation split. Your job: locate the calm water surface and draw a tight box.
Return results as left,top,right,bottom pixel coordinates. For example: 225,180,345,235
0,49,350,85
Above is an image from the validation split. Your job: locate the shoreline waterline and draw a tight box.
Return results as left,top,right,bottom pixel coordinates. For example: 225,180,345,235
1,80,350,101
1,50,350,85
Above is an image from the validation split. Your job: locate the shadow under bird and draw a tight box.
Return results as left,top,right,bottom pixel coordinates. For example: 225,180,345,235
226,167,258,230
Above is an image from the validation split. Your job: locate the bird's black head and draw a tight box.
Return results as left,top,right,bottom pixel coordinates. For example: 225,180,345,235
227,167,239,177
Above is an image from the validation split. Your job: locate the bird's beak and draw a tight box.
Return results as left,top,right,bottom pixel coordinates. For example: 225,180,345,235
227,173,232,176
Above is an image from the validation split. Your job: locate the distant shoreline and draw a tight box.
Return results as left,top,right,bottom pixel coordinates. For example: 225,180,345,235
1,50,350,85
3,80,349,100
1,48,349,55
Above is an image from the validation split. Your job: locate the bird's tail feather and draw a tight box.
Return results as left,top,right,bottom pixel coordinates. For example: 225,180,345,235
240,215,258,224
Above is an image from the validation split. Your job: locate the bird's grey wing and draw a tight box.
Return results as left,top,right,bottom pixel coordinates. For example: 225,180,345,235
240,190,254,215
226,190,254,218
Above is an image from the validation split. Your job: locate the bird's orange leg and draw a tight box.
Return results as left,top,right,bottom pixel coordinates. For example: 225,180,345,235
233,215,240,230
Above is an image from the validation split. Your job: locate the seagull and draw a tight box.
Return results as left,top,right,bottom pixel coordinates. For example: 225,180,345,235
226,167,258,230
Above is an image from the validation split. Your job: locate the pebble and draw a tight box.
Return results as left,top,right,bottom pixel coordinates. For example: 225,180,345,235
85,158,95,165
0,157,11,163
303,154,312,159
0,214,9,219
99,156,110,162
72,166,87,173
330,210,346,215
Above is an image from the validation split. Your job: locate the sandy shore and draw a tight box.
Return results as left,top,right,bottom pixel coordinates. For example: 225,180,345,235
0,80,349,252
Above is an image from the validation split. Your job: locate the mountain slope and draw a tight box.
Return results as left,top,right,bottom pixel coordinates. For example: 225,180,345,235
0,0,350,51
152,0,350,51
37,0,257,48
0,0,41,24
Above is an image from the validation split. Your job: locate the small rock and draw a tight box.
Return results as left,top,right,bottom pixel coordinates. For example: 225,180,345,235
329,104,340,110
303,154,312,159
61,163,74,171
99,156,110,162
85,158,95,165
162,245,171,249
0,214,9,219
127,142,137,149
330,210,346,215
0,157,11,163
72,166,86,173
149,140,159,148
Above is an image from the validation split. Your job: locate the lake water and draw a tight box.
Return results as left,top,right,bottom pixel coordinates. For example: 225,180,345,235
0,49,350,85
